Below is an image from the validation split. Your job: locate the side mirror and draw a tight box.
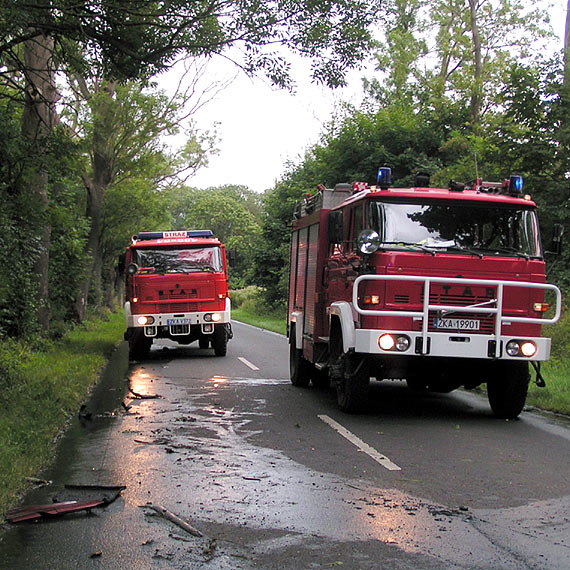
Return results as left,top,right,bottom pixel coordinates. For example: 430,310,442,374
228,249,237,267
328,210,344,244
117,253,126,276
548,223,564,256
127,263,139,276
357,229,381,255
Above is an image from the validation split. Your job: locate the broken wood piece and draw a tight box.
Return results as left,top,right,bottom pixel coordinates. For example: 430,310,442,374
140,503,203,537
64,484,126,491
25,477,52,487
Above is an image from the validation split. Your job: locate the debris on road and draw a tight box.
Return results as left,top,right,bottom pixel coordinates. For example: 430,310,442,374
25,477,52,488
129,388,161,399
5,500,106,523
140,503,203,537
5,484,126,523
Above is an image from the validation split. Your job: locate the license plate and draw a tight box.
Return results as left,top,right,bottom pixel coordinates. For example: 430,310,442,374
433,318,480,331
167,318,191,325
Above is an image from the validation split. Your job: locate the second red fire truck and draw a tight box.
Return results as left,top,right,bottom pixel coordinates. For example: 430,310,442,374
288,169,562,418
123,230,232,360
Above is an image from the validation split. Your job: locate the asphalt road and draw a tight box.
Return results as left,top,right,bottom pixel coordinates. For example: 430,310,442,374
1,320,569,569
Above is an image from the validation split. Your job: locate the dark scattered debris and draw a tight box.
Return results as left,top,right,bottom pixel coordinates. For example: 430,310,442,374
25,477,52,488
129,388,161,399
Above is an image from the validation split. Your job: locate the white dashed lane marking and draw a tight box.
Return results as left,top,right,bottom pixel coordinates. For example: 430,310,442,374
238,357,260,371
318,414,401,471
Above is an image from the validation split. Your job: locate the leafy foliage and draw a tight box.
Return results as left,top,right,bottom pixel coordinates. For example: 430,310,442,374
166,185,263,287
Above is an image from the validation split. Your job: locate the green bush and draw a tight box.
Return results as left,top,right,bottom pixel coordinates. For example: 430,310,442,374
231,285,265,311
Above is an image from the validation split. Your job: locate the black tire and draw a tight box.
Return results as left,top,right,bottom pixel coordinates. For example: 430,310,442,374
213,324,228,356
199,336,210,349
336,353,370,413
128,329,152,361
289,329,311,387
487,361,530,419
311,366,331,389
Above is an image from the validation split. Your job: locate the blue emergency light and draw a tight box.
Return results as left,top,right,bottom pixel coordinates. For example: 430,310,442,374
508,175,523,195
377,167,392,188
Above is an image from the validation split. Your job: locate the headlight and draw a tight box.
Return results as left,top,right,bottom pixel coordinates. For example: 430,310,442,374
378,334,395,351
520,341,537,357
137,316,148,326
211,313,222,322
378,334,410,352
506,340,537,358
395,336,411,351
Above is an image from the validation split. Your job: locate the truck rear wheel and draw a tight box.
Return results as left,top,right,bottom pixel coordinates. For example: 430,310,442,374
213,324,228,356
336,354,370,414
487,361,530,419
128,329,152,361
289,329,311,387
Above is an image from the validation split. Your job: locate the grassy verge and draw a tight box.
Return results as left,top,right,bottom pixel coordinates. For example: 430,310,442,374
0,311,125,515
232,306,287,335
527,361,570,415
231,286,287,335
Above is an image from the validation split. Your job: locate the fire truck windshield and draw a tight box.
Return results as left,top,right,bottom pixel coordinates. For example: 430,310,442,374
132,246,223,273
370,200,542,258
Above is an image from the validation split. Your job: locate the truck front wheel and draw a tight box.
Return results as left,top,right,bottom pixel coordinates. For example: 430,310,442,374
335,353,370,414
213,324,228,356
487,361,530,419
128,329,152,361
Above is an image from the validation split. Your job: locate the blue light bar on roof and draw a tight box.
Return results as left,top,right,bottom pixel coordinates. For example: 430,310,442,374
377,166,392,188
508,175,523,195
136,230,214,241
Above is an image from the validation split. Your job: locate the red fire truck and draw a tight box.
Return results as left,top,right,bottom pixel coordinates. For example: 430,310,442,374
288,169,562,418
123,230,232,360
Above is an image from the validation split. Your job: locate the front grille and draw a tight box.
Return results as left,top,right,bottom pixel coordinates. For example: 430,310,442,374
421,292,495,306
416,291,496,334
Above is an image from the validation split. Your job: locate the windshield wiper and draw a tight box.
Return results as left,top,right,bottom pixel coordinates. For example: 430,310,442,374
445,245,484,259
470,246,530,260
380,241,436,256
491,247,530,260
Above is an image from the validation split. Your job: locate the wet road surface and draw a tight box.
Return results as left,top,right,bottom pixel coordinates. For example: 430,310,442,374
1,321,569,569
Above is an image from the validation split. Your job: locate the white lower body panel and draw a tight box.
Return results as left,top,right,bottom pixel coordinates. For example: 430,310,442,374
354,329,551,361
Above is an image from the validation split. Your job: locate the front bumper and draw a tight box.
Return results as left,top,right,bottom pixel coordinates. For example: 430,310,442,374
355,329,551,361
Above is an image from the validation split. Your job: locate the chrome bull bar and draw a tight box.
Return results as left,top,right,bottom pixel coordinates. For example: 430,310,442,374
352,275,562,356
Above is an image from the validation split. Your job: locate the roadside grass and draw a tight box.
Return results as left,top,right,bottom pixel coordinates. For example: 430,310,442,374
0,311,125,516
527,360,570,415
231,286,286,335
232,306,286,335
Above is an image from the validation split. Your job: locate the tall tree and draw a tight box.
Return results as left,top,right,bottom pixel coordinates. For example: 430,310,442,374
20,7,59,330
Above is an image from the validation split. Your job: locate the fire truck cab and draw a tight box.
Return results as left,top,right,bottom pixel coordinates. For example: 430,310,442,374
123,230,232,360
288,170,562,418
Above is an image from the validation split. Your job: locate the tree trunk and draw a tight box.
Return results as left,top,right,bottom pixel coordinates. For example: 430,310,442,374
21,27,58,331
74,81,116,321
